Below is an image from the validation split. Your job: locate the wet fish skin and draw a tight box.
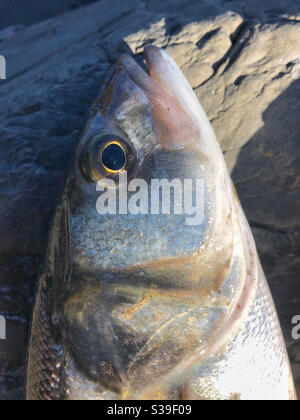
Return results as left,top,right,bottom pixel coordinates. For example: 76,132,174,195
27,46,296,400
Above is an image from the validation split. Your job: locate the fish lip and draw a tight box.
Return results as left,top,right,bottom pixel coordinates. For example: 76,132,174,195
117,47,199,150
116,52,157,91
118,51,151,79
119,45,165,84
116,47,168,93
143,45,163,76
95,52,155,120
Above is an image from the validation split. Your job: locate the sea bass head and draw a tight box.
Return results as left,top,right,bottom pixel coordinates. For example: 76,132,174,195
27,47,296,400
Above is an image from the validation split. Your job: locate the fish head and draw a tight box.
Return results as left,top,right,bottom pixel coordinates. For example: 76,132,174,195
70,46,232,273
45,47,254,398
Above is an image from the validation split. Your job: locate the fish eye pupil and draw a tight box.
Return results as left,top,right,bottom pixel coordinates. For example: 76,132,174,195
101,142,126,172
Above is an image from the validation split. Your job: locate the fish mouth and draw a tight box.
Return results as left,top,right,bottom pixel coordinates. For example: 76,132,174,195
100,46,200,151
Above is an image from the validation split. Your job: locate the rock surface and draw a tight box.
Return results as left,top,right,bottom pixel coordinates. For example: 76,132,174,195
0,0,299,399
0,0,97,30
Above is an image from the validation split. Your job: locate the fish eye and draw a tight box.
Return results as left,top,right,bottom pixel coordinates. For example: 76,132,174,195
100,141,126,173
79,134,136,184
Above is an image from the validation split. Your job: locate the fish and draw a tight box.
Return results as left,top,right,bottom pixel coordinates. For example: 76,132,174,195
26,46,297,400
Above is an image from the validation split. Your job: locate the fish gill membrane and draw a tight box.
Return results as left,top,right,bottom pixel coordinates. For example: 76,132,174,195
26,46,296,401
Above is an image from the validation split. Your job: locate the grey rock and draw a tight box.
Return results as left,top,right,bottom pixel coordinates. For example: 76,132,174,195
0,0,299,399
0,25,25,41
0,0,97,30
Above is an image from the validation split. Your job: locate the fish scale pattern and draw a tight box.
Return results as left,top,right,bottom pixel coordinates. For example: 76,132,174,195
26,277,64,400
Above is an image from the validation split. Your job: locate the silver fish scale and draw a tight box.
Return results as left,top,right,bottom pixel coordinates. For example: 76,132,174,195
186,266,296,400
26,277,65,400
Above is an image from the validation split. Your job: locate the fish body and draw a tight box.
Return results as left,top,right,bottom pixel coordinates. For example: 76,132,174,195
26,47,296,400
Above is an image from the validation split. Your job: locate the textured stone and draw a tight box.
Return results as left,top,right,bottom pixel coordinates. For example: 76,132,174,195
0,0,299,399
0,0,97,30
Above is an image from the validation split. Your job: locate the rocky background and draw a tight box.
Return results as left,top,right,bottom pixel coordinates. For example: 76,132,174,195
0,0,299,400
